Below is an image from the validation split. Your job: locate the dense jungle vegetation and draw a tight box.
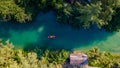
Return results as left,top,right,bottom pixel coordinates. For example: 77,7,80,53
1,40,120,68
0,0,120,31
1,0,120,68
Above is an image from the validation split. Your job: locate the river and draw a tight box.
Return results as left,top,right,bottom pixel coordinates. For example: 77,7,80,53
0,11,120,53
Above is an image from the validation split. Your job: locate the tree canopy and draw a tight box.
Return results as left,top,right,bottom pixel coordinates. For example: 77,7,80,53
0,0,32,22
1,40,120,68
0,0,120,31
56,0,120,30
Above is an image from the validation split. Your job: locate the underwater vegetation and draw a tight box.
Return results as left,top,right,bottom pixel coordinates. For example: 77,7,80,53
0,40,120,68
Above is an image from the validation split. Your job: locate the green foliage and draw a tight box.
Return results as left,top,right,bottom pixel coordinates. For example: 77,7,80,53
56,0,120,31
103,8,120,32
0,40,65,68
15,0,39,13
0,0,120,31
57,0,115,28
0,40,55,68
1,40,120,68
41,49,69,64
86,47,120,68
0,40,39,68
0,0,31,23
38,0,63,11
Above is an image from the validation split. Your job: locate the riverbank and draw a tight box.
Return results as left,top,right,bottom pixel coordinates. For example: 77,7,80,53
0,40,120,68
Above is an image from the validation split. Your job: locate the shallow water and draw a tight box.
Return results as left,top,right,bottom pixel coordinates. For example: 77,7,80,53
0,11,120,53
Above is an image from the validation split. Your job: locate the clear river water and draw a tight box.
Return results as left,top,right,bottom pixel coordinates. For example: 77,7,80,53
0,11,120,53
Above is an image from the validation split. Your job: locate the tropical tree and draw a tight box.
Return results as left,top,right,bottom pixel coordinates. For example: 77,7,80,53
56,0,120,31
87,47,120,68
0,0,31,23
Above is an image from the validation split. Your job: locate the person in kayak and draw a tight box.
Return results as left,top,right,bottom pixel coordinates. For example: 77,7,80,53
48,35,56,39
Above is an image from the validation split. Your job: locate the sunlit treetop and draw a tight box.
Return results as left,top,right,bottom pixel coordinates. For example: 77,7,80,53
0,0,32,23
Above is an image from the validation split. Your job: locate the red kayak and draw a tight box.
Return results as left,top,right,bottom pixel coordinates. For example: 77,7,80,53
48,35,56,39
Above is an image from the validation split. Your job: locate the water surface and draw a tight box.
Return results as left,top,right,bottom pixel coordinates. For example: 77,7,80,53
0,11,120,53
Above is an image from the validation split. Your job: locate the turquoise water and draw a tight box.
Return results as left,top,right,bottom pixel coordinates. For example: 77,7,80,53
0,11,120,53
